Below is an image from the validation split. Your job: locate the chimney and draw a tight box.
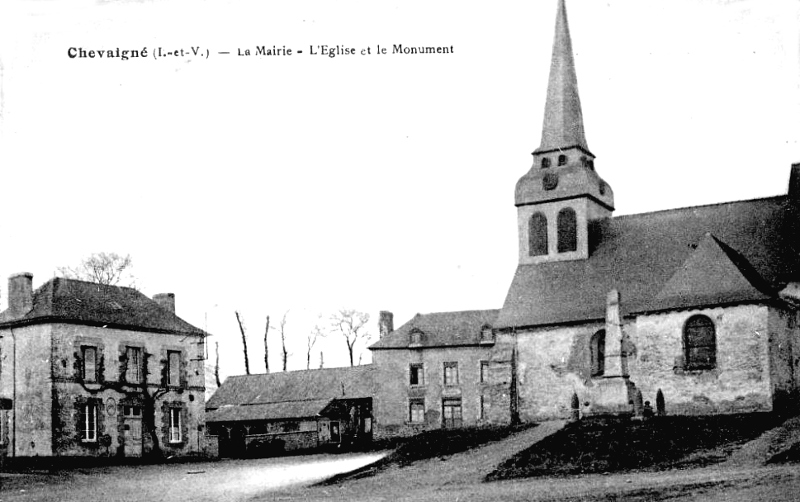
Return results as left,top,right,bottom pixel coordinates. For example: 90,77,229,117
378,311,394,338
789,162,800,206
8,272,34,315
153,293,175,313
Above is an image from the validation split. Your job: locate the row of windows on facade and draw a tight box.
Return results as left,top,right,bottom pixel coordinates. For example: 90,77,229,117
78,402,184,444
408,396,490,426
409,360,490,387
589,315,718,377
539,154,594,170
80,346,183,386
529,208,578,256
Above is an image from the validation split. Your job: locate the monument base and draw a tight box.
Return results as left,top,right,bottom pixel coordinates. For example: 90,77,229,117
589,377,636,415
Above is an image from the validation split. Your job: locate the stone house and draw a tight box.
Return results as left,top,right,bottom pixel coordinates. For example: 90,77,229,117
370,310,501,437
205,365,375,457
0,273,208,459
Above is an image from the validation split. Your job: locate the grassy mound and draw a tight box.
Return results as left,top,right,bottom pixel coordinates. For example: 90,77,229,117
321,424,530,485
487,413,779,481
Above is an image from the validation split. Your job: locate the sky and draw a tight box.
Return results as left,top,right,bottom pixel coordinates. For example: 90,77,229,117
0,0,798,386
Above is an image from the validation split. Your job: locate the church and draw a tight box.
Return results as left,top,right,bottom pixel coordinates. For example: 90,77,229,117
369,0,800,436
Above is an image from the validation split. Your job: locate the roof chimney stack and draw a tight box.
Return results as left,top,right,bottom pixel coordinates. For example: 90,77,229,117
8,273,34,315
378,311,394,338
153,293,175,313
789,162,800,206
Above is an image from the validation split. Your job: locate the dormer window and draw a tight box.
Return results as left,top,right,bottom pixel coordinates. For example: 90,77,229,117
410,329,423,346
557,154,567,166
480,325,494,344
541,157,551,169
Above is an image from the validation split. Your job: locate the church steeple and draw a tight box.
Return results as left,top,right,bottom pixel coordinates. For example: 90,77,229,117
514,0,614,265
536,0,590,156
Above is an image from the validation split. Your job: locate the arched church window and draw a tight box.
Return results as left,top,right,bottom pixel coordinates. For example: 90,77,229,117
557,208,577,253
528,212,548,256
683,315,716,370
590,329,605,377
558,154,567,166
541,157,551,169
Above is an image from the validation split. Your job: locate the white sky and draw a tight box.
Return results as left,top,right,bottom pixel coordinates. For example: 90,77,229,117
0,0,798,384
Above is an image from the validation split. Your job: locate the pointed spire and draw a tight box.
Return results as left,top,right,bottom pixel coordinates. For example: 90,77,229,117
535,0,590,155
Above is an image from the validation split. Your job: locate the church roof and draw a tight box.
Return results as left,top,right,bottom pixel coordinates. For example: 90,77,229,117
370,309,499,350
0,277,205,336
535,0,590,155
206,365,376,422
496,196,799,329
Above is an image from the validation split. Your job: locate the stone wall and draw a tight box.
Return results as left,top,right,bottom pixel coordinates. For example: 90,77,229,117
0,322,206,458
372,345,493,438
0,325,54,456
501,303,786,422
630,305,772,415
508,321,606,421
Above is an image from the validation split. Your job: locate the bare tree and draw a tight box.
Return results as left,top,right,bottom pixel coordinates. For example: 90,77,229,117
275,310,290,371
319,350,324,369
58,252,135,286
235,311,250,375
331,309,371,367
214,341,221,387
264,315,271,373
307,317,327,370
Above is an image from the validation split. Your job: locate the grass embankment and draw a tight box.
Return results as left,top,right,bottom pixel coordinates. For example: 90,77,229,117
487,413,779,481
321,424,531,485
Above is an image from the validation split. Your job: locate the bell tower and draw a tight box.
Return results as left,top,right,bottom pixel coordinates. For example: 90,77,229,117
515,0,614,265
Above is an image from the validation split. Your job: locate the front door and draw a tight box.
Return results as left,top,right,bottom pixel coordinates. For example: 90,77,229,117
442,399,462,428
123,405,143,457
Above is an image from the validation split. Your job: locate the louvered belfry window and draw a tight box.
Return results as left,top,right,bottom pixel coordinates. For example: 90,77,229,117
529,212,548,256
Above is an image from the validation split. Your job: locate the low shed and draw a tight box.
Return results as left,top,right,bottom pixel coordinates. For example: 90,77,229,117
206,365,375,457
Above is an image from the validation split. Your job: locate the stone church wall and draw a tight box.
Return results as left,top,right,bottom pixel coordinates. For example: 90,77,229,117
629,304,772,415
499,303,782,422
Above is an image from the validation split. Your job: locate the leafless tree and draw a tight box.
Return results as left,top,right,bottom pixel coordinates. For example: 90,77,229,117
319,350,324,369
264,315,271,373
275,310,290,371
214,341,221,387
235,311,250,375
58,252,135,287
331,309,371,367
307,317,327,369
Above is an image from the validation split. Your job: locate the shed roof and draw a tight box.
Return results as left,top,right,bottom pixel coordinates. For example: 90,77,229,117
205,365,376,423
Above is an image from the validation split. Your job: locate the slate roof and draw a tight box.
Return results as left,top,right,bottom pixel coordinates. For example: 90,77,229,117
370,309,499,350
496,196,799,329
205,365,376,423
0,277,205,336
